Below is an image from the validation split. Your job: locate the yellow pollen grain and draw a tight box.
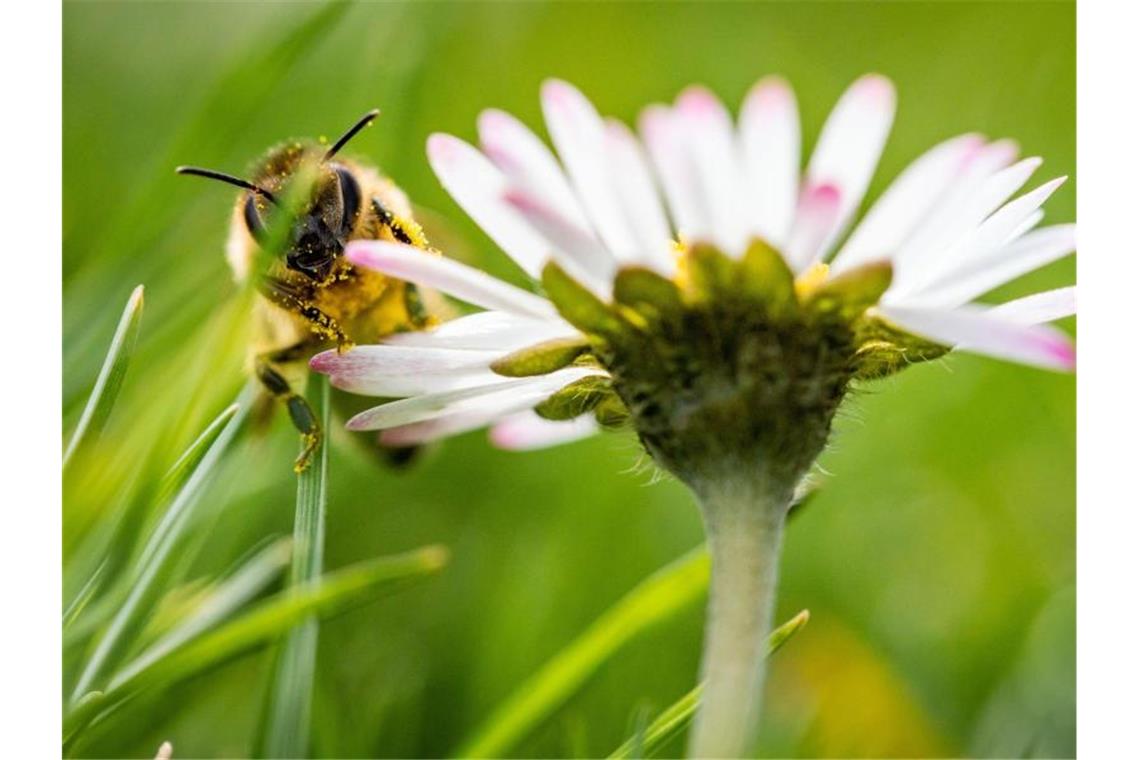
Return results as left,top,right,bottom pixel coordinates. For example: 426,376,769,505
794,262,830,299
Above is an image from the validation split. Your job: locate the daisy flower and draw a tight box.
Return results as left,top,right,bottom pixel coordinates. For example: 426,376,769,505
311,74,1075,757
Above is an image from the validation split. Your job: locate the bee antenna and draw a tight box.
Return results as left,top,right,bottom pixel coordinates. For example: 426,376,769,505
324,109,381,161
176,166,277,204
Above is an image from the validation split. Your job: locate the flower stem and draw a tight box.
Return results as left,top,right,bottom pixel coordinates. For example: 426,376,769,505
687,478,789,758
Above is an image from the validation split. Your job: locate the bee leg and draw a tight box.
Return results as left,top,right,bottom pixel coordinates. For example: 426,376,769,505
255,347,321,473
259,276,351,350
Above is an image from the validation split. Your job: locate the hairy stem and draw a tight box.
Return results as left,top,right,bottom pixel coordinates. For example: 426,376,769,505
687,478,790,758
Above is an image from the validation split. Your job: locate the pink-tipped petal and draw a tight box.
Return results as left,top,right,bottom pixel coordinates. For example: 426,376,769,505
477,108,592,231
378,367,605,445
346,367,602,432
346,240,556,319
783,183,842,272
311,344,504,397
427,133,550,278
675,85,751,255
541,79,638,261
987,287,1076,325
878,304,1075,372
740,75,801,248
889,138,1022,291
831,133,985,273
803,74,897,257
490,410,600,451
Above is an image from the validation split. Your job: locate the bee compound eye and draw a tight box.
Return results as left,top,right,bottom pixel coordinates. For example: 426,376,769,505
334,166,361,233
243,195,267,241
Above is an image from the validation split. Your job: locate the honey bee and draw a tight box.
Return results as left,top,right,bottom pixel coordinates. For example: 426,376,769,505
178,111,435,471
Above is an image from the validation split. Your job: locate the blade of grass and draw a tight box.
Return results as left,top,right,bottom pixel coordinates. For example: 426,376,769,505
607,610,811,759
63,285,144,469
64,545,449,748
69,384,254,702
65,402,243,636
258,376,330,758
126,538,293,677
453,546,711,759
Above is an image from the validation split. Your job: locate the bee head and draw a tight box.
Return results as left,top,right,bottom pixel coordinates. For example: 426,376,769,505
178,109,379,282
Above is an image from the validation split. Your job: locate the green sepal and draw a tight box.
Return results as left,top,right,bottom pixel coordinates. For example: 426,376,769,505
612,266,684,319
852,314,950,380
593,394,631,429
490,336,593,377
541,261,625,339
805,260,893,322
682,243,737,304
738,238,796,317
534,375,614,421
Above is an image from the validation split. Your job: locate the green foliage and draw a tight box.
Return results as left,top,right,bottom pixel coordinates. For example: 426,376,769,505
455,548,710,759
63,285,145,468
258,377,332,758
608,610,811,759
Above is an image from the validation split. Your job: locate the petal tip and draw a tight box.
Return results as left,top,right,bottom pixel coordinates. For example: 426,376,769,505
853,73,896,105
309,350,338,373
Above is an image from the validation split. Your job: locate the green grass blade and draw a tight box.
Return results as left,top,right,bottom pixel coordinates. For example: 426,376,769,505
607,609,811,759
69,385,253,702
258,377,330,758
63,285,144,469
124,538,293,679
64,546,449,746
454,547,711,759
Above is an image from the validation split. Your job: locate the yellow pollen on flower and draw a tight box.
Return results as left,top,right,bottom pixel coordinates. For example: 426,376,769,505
794,262,831,300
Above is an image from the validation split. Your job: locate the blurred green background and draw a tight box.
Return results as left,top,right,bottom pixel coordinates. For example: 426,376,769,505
63,1,1075,758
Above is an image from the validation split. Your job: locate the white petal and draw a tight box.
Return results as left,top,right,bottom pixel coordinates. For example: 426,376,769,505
830,133,984,273
379,367,605,446
675,85,751,255
346,241,556,319
889,139,1020,290
739,76,801,248
382,311,578,351
603,119,676,273
640,104,707,240
541,80,639,261
347,378,530,430
943,176,1067,270
877,304,1075,371
477,108,592,230
426,133,551,278
783,183,842,272
987,287,1076,325
803,74,897,257
898,224,1076,308
1004,208,1044,246
502,188,616,294
347,367,601,431
490,410,600,451
311,345,504,397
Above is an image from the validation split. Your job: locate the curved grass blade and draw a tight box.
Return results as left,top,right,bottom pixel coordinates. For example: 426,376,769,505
125,538,292,678
69,385,254,702
258,377,330,758
607,610,811,759
453,547,710,759
63,285,144,469
64,546,449,748
63,401,244,656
